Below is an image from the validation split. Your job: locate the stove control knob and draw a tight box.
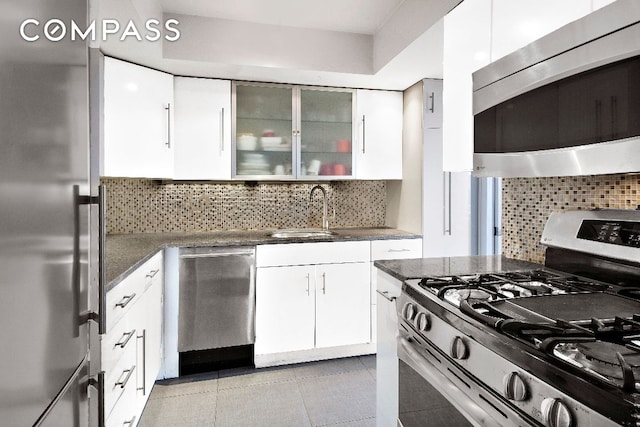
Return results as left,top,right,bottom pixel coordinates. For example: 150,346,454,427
414,312,431,332
503,372,528,402
450,336,469,360
541,398,573,427
403,303,416,321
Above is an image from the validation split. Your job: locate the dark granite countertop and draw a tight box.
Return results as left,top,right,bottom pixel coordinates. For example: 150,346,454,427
107,227,420,290
374,255,540,282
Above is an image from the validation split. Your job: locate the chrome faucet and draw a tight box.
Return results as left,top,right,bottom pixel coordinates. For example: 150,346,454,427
309,185,329,230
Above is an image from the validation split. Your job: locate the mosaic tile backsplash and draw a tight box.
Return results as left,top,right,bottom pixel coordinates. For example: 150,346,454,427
103,179,387,234
502,173,640,264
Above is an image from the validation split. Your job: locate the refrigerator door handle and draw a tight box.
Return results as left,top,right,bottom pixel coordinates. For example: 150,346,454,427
88,371,105,427
77,184,106,334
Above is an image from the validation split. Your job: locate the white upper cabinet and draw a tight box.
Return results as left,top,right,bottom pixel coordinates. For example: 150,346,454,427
174,77,232,180
355,89,403,179
103,57,174,179
443,0,492,172
443,0,607,172
490,0,592,62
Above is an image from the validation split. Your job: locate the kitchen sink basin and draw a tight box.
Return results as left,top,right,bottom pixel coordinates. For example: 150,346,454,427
270,228,335,239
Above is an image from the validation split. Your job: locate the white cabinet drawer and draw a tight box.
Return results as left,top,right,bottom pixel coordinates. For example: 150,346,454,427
102,311,137,375
106,269,145,333
104,334,137,419
141,251,163,293
106,251,163,333
257,241,370,267
371,238,422,261
105,368,138,427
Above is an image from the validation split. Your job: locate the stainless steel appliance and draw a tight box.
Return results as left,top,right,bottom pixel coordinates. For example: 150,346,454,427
473,0,640,177
178,246,256,374
0,0,103,425
398,209,640,426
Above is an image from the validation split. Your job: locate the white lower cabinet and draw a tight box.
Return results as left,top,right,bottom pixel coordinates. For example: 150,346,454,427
370,238,422,343
255,241,372,366
375,270,404,427
103,251,164,427
255,265,316,354
315,262,370,348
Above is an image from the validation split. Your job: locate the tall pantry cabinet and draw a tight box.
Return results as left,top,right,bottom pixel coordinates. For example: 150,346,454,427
419,79,472,257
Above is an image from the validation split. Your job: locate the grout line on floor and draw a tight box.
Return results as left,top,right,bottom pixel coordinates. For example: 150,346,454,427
294,375,315,427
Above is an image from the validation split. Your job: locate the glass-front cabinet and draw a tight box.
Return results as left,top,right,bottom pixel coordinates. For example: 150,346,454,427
233,82,355,179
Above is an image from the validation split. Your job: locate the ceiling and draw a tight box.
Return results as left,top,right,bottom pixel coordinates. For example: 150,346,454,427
97,0,460,90
159,0,405,34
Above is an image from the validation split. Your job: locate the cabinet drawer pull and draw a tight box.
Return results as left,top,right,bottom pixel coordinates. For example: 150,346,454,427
388,248,410,253
376,289,397,302
115,330,136,349
115,366,135,389
115,293,136,309
146,269,159,279
123,416,137,426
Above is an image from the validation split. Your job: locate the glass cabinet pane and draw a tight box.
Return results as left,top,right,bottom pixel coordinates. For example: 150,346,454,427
235,84,293,177
300,89,353,178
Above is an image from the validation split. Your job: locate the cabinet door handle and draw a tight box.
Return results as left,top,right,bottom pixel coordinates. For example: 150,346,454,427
429,92,435,113
123,416,137,426
220,107,225,153
146,269,159,279
137,330,147,395
115,366,135,388
115,329,136,349
165,103,171,148
306,273,310,296
322,272,326,294
361,115,366,154
115,293,136,309
443,172,452,235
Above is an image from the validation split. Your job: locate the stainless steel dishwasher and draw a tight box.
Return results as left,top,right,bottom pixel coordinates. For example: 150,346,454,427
178,246,255,374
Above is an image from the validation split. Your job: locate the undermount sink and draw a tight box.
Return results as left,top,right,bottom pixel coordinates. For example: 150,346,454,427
270,228,335,239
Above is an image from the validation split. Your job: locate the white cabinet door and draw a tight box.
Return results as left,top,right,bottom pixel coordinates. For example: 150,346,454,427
255,265,316,354
491,0,592,62
442,0,492,172
355,89,403,179
315,262,370,348
103,57,174,178
174,77,231,180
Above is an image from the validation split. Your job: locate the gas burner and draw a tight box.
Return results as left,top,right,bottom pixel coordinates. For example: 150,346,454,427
551,340,640,391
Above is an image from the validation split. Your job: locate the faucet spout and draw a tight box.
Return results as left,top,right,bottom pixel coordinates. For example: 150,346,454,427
309,185,329,230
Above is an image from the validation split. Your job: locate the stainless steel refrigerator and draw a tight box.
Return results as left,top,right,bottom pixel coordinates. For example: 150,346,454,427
0,0,101,425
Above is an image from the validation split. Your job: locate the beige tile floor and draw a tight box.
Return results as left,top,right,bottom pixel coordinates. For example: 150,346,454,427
139,355,377,427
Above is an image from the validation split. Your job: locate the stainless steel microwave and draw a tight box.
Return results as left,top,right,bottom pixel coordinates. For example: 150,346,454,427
472,0,640,177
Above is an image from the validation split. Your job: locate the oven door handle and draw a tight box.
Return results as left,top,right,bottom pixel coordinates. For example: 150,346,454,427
398,337,494,427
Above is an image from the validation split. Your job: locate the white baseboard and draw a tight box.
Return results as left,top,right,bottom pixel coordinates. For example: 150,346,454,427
254,343,376,368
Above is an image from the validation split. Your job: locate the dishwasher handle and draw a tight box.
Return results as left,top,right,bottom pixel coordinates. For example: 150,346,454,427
179,248,255,259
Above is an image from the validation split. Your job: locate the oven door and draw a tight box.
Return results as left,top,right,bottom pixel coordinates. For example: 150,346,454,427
397,323,534,427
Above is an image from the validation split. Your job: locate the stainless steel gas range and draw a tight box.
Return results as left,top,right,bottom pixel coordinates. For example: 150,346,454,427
397,209,640,427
